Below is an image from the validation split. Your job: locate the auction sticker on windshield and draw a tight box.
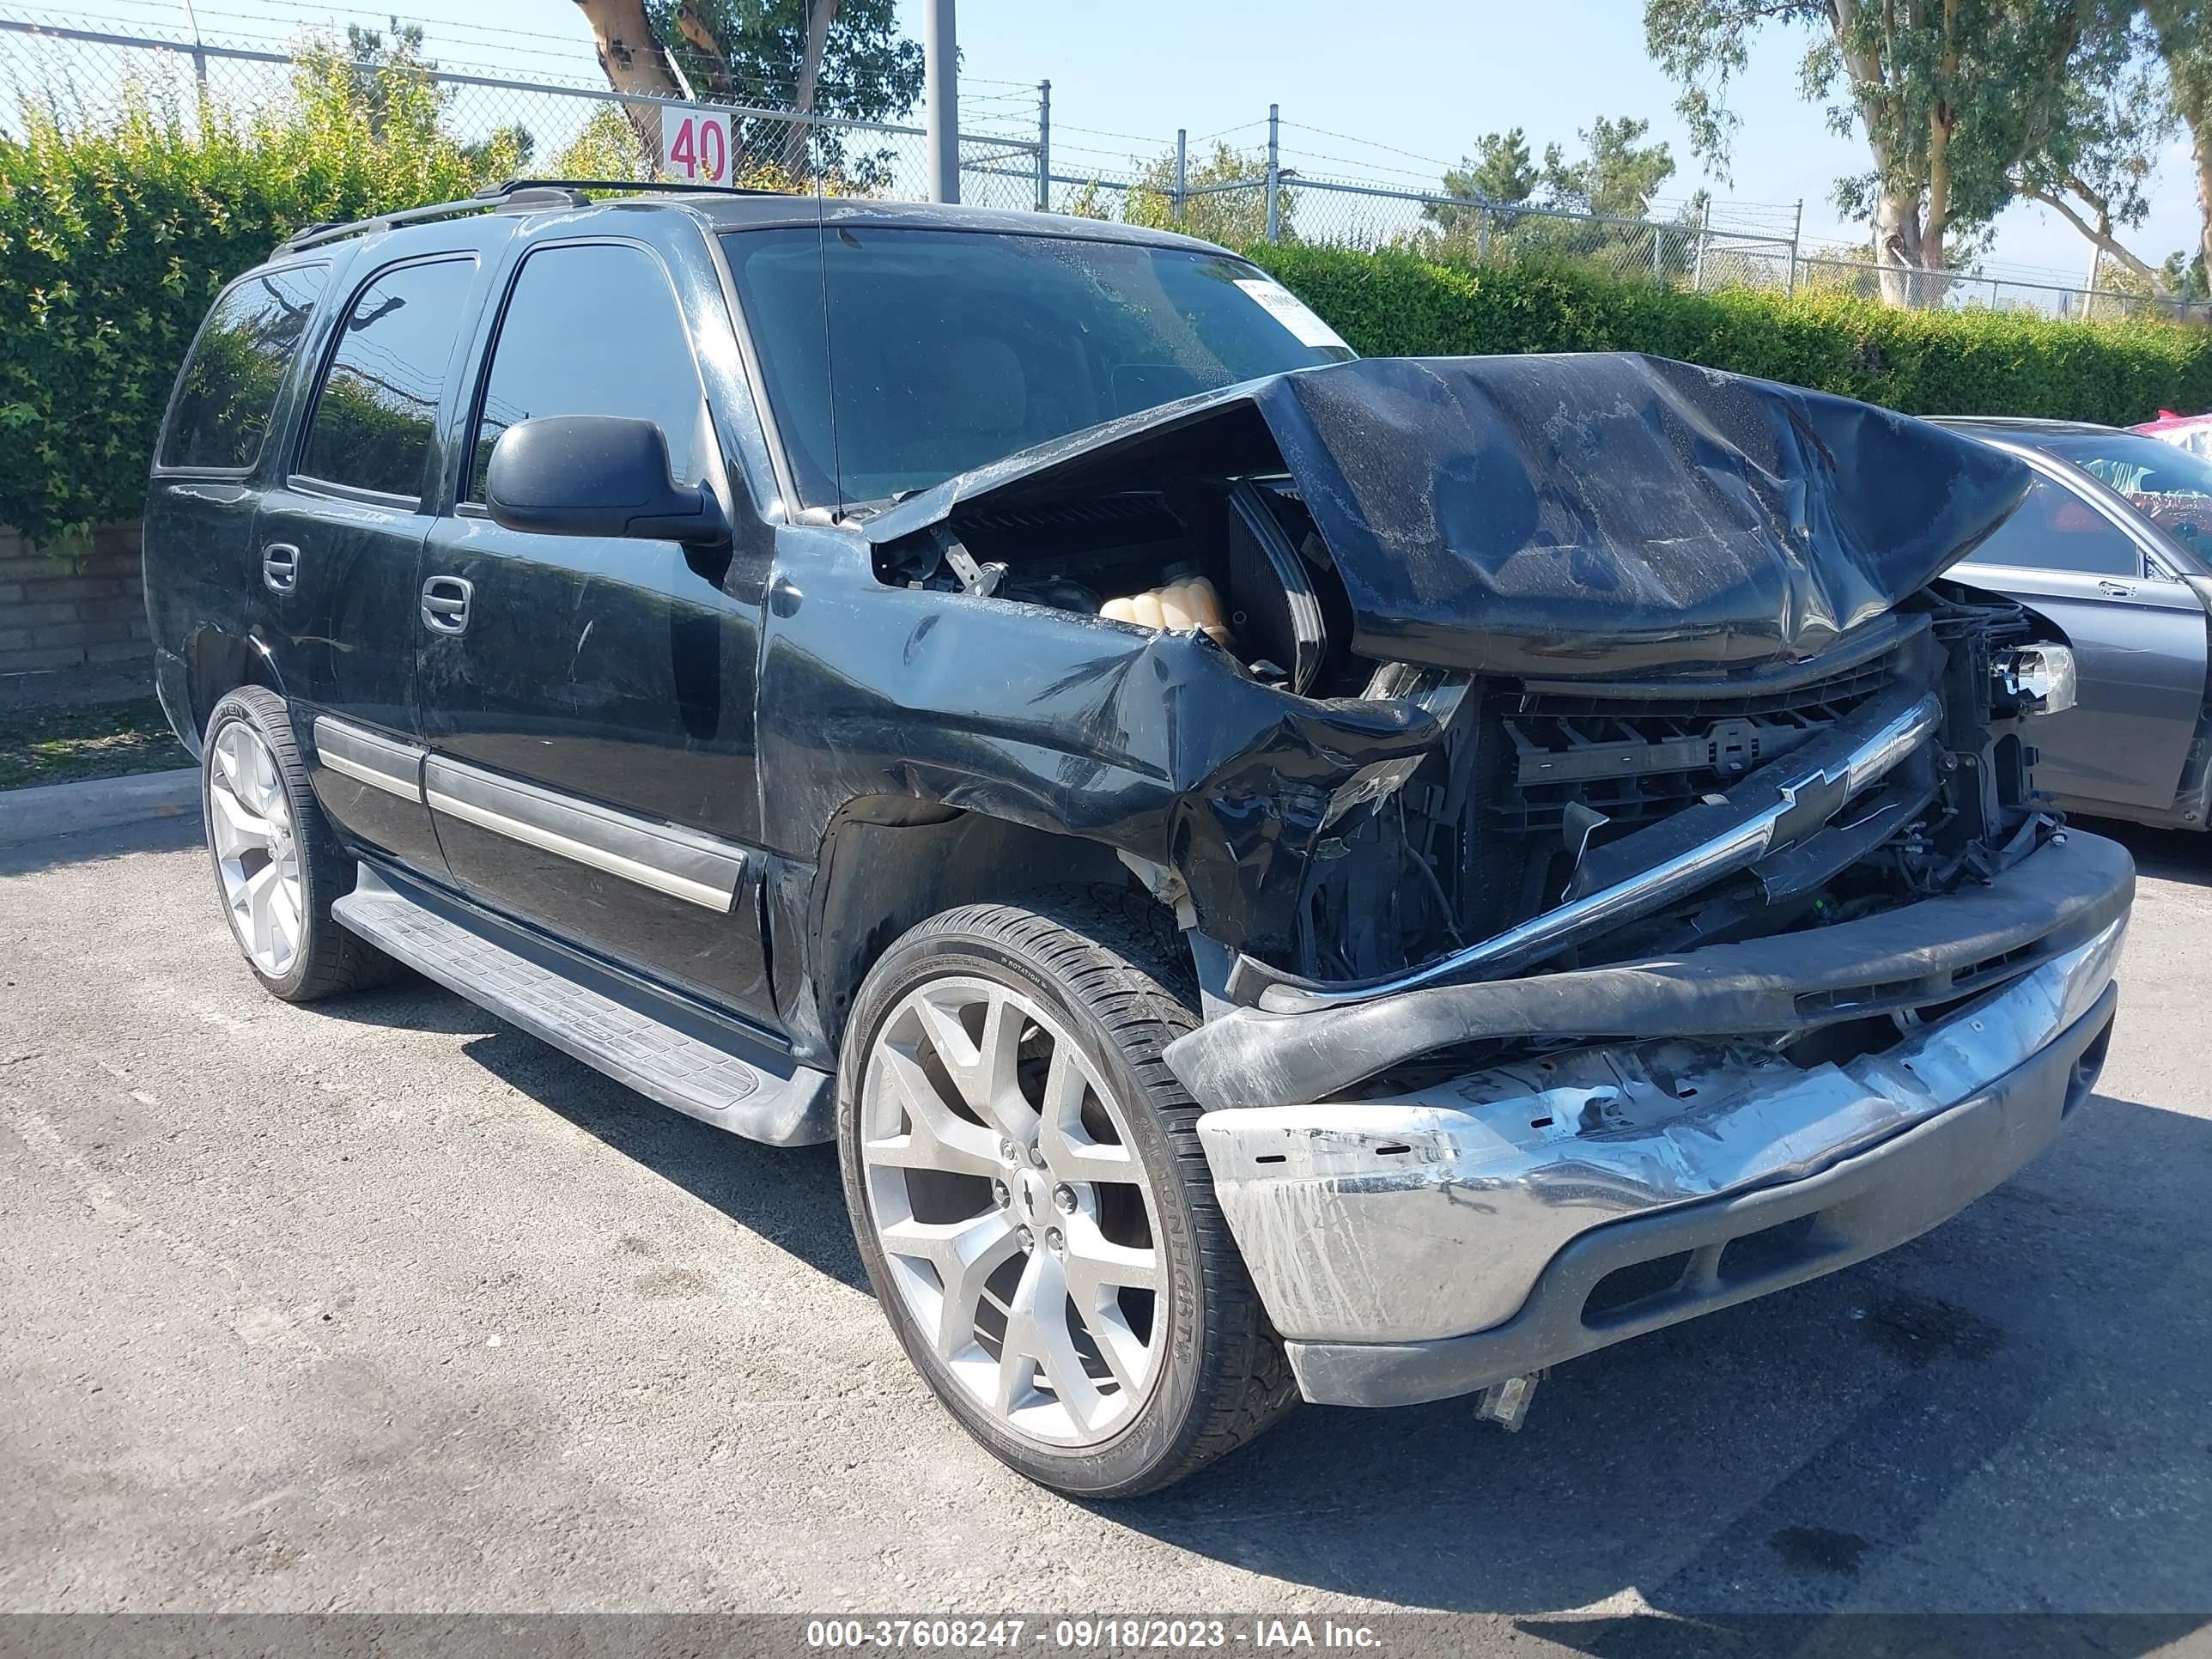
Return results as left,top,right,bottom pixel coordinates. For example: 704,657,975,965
1230,279,1345,351
1235,277,1351,350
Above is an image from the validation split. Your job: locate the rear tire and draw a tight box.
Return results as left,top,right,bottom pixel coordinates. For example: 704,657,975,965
201,687,395,1002
836,886,1295,1498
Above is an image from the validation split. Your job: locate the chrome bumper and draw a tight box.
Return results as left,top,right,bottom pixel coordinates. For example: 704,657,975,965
1191,841,2130,1408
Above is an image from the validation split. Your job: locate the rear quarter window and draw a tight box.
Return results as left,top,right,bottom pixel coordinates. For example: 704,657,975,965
297,257,477,500
159,264,329,471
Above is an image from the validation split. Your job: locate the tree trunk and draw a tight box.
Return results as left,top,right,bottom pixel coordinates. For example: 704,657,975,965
2148,3,2212,299
2030,185,2169,293
782,0,839,181
1915,0,1960,307
674,1,733,98
2193,118,2212,293
573,0,682,161
1834,0,1938,307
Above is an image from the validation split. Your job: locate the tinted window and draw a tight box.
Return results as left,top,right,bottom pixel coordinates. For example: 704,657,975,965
723,228,1354,505
1964,476,2144,577
2031,431,2212,561
160,265,328,470
300,258,477,497
468,243,708,502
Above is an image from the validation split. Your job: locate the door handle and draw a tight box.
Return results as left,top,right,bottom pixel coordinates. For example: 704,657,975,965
421,575,473,635
261,543,300,594
2096,579,2134,597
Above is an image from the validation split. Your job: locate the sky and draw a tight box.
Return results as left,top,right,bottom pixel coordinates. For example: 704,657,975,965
15,0,2203,283
912,0,2205,283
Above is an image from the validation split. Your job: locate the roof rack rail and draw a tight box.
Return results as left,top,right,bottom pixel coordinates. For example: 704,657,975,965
471,176,787,200
274,175,785,256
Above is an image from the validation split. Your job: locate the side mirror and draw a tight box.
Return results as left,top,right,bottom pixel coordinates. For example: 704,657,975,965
484,415,729,548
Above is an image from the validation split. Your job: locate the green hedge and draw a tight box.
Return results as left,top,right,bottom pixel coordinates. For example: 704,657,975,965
1243,241,2212,424
0,59,509,550
5,91,2212,550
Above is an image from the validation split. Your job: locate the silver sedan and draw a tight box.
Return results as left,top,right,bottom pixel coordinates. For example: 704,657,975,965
1939,417,2212,830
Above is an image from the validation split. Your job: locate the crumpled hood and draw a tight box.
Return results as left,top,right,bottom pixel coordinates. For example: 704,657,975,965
865,353,2033,677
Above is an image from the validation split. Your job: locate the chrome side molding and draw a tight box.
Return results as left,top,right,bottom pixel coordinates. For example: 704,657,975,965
313,716,425,804
422,758,745,913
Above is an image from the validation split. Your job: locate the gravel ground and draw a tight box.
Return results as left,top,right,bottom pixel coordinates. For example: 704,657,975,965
1,813,2209,1644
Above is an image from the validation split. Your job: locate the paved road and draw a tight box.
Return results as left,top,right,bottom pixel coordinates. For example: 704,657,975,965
3,814,2209,1643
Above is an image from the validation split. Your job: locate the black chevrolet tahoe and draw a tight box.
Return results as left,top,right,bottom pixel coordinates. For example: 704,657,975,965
144,180,2132,1497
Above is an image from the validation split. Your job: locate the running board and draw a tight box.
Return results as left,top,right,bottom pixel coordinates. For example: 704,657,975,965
333,864,833,1146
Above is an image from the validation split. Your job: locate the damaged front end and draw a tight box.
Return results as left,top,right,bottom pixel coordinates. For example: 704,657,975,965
856,352,2131,1412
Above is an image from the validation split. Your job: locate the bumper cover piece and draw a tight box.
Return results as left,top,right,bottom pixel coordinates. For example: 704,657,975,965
1189,835,2130,1407
1167,830,2132,1113
1277,984,2114,1407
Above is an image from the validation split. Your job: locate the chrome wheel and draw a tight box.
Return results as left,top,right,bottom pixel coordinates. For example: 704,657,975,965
208,720,304,978
860,975,1168,1449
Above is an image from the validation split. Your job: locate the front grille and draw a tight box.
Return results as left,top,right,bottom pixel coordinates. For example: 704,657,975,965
1487,648,1902,838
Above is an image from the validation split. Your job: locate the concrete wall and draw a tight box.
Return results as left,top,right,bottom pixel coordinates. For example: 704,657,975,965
0,524,151,678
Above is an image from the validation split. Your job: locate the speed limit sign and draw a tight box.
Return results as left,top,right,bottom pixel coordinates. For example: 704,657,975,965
663,108,732,184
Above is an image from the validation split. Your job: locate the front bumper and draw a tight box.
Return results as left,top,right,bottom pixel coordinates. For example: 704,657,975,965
1186,832,2131,1408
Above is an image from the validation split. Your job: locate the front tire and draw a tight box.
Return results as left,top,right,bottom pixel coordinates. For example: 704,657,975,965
201,687,393,1002
836,888,1294,1498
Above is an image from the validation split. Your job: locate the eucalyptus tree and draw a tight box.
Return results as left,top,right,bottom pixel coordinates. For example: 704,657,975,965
1644,0,2140,306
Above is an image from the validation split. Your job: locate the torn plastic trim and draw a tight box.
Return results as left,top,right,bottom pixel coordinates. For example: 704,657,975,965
1250,679,1943,1014
1193,908,2124,1351
1164,829,2133,1115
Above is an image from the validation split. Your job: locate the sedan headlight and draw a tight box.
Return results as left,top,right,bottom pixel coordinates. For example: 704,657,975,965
1996,643,2078,717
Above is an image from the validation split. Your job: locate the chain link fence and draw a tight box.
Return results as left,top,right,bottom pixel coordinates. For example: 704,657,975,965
0,15,1045,210
3,14,2208,325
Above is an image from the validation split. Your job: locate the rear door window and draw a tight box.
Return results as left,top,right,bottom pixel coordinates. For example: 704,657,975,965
160,264,329,471
465,242,710,503
298,257,477,500
1963,477,2145,578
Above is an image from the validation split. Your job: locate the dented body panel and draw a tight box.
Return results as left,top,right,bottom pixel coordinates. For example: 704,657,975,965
757,525,1438,965
866,354,2032,676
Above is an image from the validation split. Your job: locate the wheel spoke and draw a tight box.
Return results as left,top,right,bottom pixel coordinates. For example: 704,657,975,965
879,1210,1021,1360
269,873,303,964
993,1332,1039,1417
1082,1297,1152,1399
213,727,246,794
238,860,282,961
999,1249,1107,1434
1062,1211,1162,1301
209,782,273,859
914,987,1037,1145
1037,1044,1139,1184
865,1047,1003,1177
248,736,283,818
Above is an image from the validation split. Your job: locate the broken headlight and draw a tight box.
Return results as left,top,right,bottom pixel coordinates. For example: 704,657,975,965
1994,644,2077,717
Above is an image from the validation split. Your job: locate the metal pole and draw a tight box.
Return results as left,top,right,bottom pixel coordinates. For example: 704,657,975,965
177,0,206,85
1692,198,1710,289
1786,199,1802,296
1036,79,1049,211
923,0,958,204
1266,104,1281,243
1174,127,1187,225
1476,203,1491,263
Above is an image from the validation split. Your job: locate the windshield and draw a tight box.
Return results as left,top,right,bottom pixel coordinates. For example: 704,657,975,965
2033,431,2212,559
722,226,1354,507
